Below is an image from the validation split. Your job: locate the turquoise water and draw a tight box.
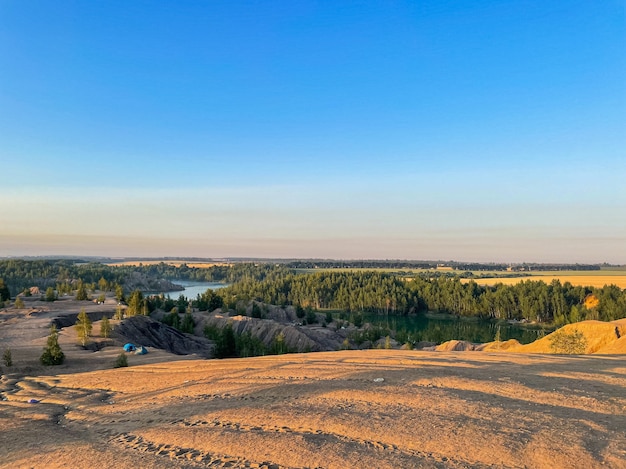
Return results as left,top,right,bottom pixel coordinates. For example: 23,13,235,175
148,281,228,299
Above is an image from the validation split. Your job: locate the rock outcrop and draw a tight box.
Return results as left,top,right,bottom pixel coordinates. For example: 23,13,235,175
195,312,345,352
114,315,214,357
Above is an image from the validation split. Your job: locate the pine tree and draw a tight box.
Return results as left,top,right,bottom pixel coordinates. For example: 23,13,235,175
100,316,112,338
114,305,124,320
75,281,88,301
180,312,195,334
76,309,92,346
41,325,65,365
126,290,144,316
45,287,57,302
2,348,12,367
115,284,125,302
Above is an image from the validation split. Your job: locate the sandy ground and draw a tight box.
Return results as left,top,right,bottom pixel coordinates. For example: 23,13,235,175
2,301,626,468
1,349,625,469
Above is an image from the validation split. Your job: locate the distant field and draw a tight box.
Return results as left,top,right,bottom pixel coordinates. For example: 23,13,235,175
461,272,626,289
107,260,231,268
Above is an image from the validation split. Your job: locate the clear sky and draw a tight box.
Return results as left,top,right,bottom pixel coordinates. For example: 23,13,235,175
1,1,625,263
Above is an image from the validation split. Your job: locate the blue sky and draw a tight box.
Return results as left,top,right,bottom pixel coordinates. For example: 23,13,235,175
1,1,625,262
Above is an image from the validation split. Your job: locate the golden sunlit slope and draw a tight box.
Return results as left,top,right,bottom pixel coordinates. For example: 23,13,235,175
507,319,626,354
2,350,626,468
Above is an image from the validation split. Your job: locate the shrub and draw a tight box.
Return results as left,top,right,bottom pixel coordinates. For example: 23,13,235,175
114,352,128,368
14,297,25,309
549,329,587,354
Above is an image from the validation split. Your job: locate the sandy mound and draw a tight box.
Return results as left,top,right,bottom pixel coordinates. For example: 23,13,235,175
435,339,478,351
508,319,626,354
477,339,522,351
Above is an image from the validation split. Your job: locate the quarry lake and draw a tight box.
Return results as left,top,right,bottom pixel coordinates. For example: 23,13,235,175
363,313,550,345
148,280,228,299
149,282,549,345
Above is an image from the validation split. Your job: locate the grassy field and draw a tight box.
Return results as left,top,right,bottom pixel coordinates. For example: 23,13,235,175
107,260,231,268
461,271,626,289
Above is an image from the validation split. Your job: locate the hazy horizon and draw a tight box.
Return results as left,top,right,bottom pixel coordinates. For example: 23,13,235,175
2,2,624,264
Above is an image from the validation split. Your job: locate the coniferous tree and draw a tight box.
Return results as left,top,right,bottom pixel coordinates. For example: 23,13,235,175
45,287,57,302
76,309,92,346
180,312,195,334
115,284,125,302
41,325,65,365
2,348,12,367
100,316,112,338
0,279,10,301
75,281,88,301
126,290,144,316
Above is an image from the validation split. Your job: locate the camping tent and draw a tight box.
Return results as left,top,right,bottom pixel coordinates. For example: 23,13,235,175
123,343,136,352
135,346,148,355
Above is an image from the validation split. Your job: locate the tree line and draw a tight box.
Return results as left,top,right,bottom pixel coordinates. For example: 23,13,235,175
0,259,287,297
214,271,626,325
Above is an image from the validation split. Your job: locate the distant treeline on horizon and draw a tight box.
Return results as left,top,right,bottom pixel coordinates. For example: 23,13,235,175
0,256,611,272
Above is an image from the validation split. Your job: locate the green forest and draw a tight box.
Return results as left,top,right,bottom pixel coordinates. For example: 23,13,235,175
1,259,625,326
216,271,626,325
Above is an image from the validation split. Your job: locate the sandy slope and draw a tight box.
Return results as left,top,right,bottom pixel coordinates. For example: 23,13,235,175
2,350,626,469
2,303,626,468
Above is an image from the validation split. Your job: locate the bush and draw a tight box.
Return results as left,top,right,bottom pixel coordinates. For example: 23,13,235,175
14,297,25,309
114,352,128,368
353,314,363,328
549,329,587,354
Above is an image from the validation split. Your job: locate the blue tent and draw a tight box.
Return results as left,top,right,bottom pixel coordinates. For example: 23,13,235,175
135,346,148,355
123,343,136,352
